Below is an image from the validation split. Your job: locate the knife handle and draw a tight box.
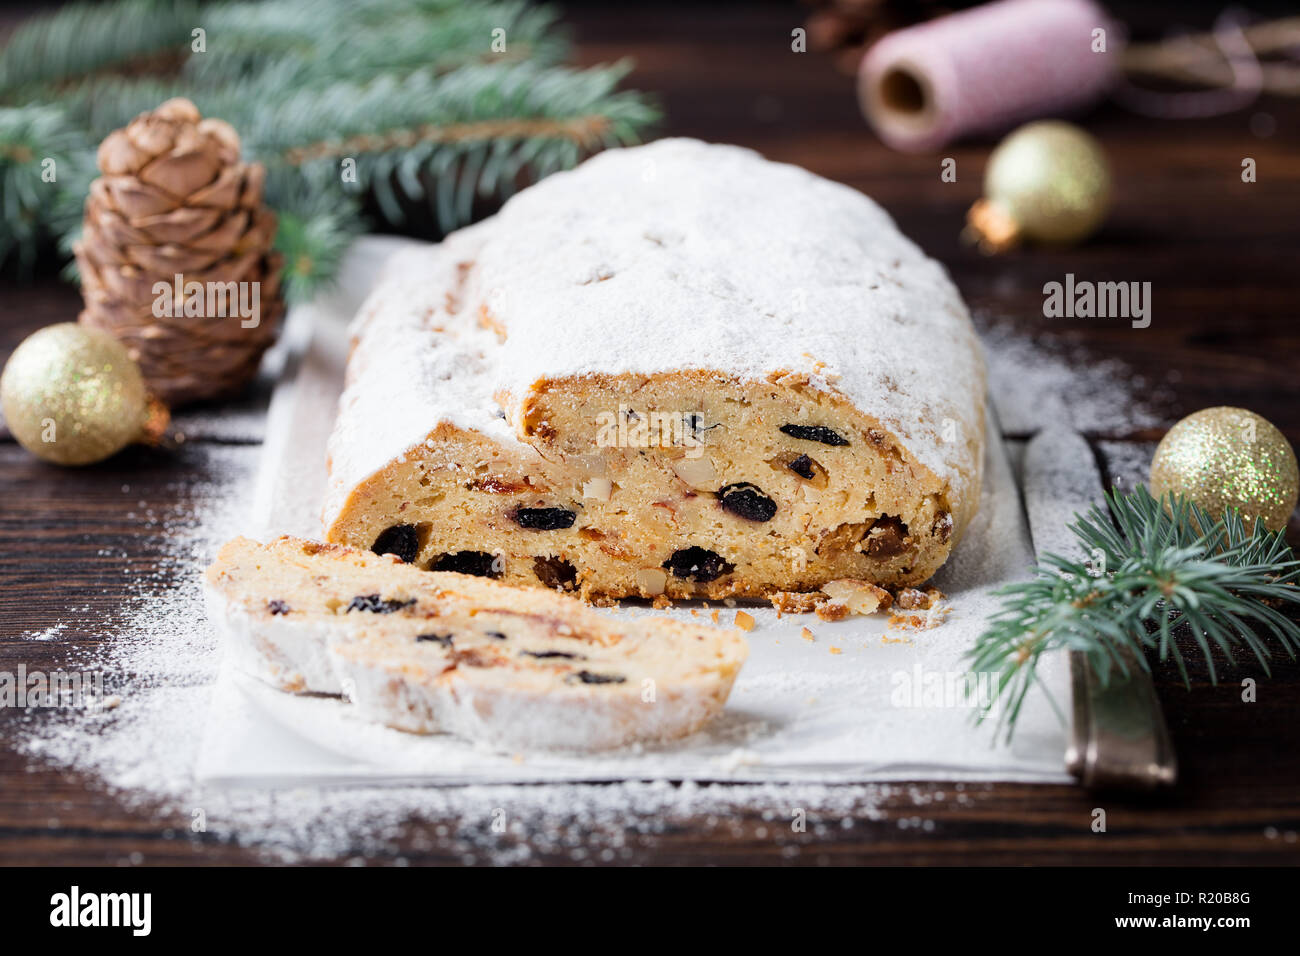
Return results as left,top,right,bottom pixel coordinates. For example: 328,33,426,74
1066,649,1177,789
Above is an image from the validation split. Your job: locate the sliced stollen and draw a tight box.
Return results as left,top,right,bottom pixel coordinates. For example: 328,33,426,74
323,138,985,604
203,536,748,751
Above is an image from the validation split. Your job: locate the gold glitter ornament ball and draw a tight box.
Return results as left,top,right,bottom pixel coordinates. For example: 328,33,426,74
0,323,166,466
1150,407,1299,532
967,120,1111,252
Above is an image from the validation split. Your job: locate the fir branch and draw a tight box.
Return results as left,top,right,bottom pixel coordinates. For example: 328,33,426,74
281,114,612,164
969,486,1300,741
0,105,91,270
0,0,658,297
263,166,368,304
253,61,652,161
0,0,199,104
56,58,657,242
7,0,567,108
190,0,568,89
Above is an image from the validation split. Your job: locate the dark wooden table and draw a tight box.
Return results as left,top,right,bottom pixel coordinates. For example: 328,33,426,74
2,2,1299,865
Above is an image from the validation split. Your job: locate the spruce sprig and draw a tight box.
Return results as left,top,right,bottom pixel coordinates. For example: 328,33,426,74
969,487,1300,740
0,104,91,270
0,0,200,103
0,0,658,297
186,0,568,89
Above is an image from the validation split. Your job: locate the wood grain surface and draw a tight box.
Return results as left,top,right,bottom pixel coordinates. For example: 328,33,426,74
1,1,1298,865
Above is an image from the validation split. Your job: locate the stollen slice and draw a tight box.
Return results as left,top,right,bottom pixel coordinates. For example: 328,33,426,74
204,535,748,751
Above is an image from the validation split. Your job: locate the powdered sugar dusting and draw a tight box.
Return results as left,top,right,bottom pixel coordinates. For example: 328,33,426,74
980,319,1165,436
22,622,68,641
322,225,522,525
328,139,985,524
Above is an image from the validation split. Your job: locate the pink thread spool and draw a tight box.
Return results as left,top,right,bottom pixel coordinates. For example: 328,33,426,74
858,0,1123,152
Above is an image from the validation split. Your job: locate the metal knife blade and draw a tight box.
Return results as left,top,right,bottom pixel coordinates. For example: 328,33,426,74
1021,426,1177,790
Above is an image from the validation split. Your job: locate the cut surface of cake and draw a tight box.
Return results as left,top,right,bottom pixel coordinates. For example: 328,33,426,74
204,536,748,750
323,138,985,603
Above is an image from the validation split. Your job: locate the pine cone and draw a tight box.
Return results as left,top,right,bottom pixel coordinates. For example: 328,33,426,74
75,98,284,406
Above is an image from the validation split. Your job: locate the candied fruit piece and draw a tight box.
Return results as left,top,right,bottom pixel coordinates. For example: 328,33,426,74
468,476,530,494
866,516,910,558
814,521,872,559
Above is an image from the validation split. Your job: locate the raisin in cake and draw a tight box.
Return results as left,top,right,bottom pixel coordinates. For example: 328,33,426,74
204,536,747,750
323,138,985,604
